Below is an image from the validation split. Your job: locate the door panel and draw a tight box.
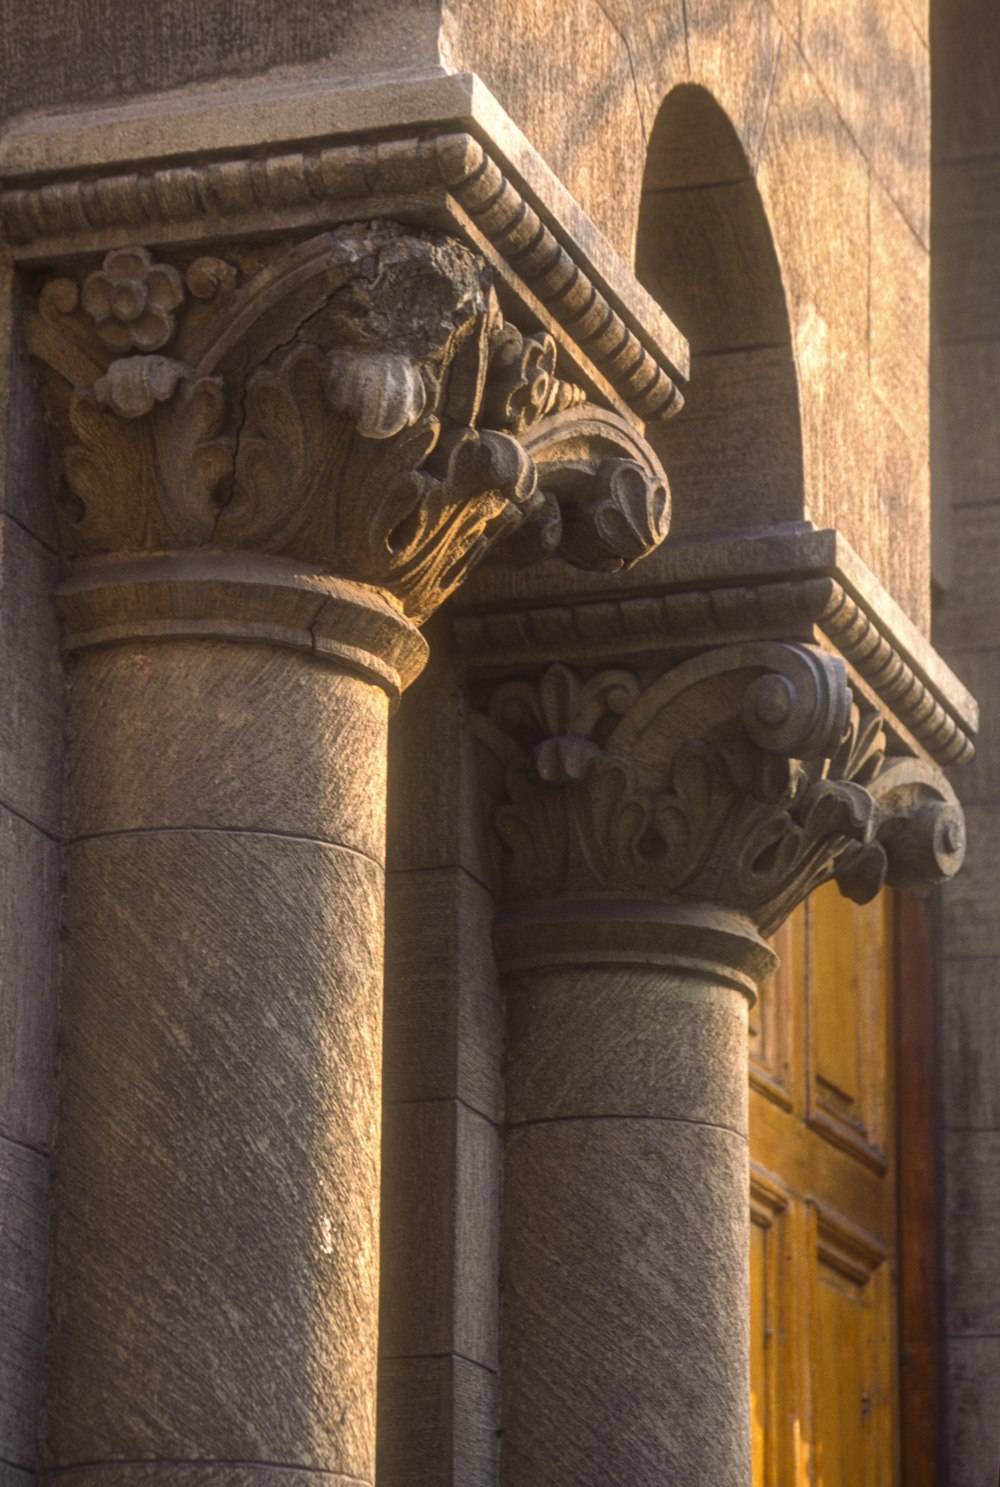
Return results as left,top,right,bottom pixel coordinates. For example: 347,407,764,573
750,881,898,1486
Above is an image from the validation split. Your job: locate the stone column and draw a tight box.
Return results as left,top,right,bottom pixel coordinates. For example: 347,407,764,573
26,228,672,1487
473,645,967,1487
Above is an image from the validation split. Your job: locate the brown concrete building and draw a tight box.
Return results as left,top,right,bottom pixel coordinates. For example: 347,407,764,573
0,2,997,1484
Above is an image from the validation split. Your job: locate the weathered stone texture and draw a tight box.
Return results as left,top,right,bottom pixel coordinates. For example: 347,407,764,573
930,503,1000,652
870,179,930,445
505,965,748,1132
441,0,931,621
443,0,645,262
649,346,804,539
0,1139,48,1466
0,515,63,837
47,831,384,1479
800,0,930,244
941,805,1000,959
387,644,491,882
758,54,870,352
68,641,389,859
933,1,1000,1460
383,866,501,1117
934,157,1000,343
945,1338,1000,1487
942,959,1000,1131
0,804,60,1152
503,1119,751,1486
943,1130,1000,1336
0,0,442,122
684,0,783,173
379,1099,499,1367
935,340,1000,508
377,1356,498,1487
1,271,58,553
936,649,1000,805
0,1464,34,1487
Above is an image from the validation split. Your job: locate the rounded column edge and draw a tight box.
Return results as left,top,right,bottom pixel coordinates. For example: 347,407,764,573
494,897,777,1000
56,552,428,704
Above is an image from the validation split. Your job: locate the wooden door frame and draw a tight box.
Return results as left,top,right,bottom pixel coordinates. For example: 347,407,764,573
895,890,945,1486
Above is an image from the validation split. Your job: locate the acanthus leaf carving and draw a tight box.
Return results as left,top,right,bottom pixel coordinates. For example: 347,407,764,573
28,225,671,623
473,644,967,934
62,369,233,555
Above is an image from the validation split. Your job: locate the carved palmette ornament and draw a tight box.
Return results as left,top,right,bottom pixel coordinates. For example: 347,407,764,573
472,643,966,934
28,226,671,622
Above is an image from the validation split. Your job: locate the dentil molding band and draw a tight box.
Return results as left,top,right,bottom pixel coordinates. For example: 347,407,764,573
3,133,683,424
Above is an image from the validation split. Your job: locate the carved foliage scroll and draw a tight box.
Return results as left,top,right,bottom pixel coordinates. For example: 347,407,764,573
29,228,671,622
473,644,966,934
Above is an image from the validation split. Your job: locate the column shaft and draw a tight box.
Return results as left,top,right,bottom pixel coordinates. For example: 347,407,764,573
46,633,390,1487
497,905,772,1487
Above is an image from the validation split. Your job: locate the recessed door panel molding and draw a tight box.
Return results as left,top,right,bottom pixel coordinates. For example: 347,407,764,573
806,882,893,1173
750,915,801,1113
750,1169,791,1487
750,887,899,1487
808,1202,896,1487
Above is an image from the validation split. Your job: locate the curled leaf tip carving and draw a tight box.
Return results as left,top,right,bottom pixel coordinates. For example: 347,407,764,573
325,349,427,440
559,457,671,572
474,645,966,934
30,224,674,617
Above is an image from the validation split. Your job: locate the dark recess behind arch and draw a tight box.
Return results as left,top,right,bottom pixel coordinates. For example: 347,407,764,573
635,85,805,539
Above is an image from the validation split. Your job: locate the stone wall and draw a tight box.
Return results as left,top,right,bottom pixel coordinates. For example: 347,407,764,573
445,0,933,629
932,0,1000,1477
0,2,963,1483
0,270,64,1482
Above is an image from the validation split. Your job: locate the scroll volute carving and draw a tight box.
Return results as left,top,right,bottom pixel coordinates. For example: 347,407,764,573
28,226,671,623
473,643,966,935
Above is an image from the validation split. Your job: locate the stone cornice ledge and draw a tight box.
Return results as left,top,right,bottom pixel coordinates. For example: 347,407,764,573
0,69,687,426
454,524,978,769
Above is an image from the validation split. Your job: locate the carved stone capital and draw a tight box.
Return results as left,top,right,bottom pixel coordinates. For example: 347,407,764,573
473,643,966,936
28,224,671,687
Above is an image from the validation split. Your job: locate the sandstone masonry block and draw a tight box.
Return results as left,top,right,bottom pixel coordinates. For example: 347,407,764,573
0,1138,48,1466
0,804,60,1151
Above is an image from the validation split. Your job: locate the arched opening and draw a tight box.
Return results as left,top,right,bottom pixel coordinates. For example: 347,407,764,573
635,85,804,539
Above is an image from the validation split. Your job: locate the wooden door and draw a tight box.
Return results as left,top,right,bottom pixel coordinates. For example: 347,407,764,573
749,880,898,1486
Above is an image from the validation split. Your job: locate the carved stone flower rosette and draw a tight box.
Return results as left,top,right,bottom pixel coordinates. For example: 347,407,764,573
28,224,674,626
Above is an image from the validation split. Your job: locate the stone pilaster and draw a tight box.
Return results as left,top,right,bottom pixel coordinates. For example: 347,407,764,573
26,224,675,1487
473,644,966,1487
